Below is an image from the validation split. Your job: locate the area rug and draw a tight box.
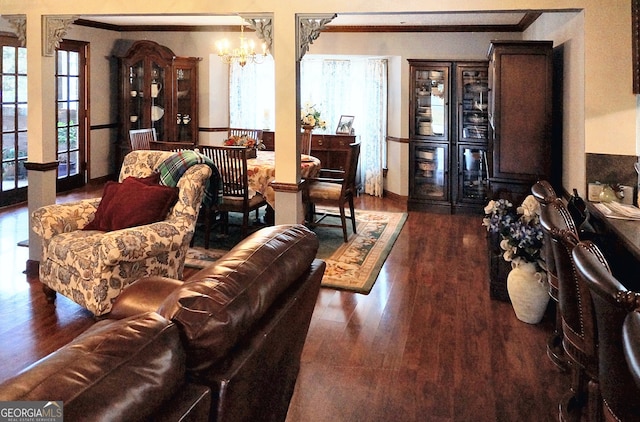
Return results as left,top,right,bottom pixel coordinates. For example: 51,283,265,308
185,207,407,294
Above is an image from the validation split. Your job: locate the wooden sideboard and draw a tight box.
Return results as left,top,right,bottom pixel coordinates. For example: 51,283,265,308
260,131,356,172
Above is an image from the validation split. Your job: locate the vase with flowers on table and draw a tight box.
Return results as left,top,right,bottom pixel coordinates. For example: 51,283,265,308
483,195,549,324
300,102,326,155
223,134,265,158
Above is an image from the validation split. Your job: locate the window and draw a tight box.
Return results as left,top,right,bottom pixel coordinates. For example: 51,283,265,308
229,55,388,196
56,39,87,192
1,34,27,206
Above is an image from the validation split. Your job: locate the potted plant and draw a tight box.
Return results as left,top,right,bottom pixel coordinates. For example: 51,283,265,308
483,196,549,324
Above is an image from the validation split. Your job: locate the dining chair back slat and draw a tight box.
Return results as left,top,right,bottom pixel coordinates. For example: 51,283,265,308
228,128,263,141
199,145,267,245
129,128,157,150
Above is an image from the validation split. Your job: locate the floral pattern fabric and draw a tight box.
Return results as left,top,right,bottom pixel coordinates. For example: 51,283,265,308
32,150,212,316
245,151,321,207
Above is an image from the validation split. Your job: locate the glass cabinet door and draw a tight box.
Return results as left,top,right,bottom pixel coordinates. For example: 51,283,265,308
458,146,488,203
458,66,489,142
412,64,450,141
150,62,166,140
411,142,448,201
127,61,144,131
175,66,194,142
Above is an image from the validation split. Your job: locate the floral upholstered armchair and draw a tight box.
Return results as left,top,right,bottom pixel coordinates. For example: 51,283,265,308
32,150,212,316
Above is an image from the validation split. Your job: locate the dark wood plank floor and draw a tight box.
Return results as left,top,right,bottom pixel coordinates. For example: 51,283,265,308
0,188,568,421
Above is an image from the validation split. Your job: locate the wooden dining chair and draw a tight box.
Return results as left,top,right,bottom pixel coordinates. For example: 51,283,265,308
149,140,196,152
228,128,263,142
304,141,360,242
129,128,157,150
199,145,267,247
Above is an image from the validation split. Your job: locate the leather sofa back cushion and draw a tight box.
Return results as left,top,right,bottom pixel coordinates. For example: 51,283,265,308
0,312,185,422
158,224,319,371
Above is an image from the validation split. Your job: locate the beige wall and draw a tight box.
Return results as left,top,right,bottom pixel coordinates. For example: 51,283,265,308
1,0,636,215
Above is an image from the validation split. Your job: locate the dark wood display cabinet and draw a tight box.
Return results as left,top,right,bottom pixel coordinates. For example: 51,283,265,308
408,60,489,214
487,40,555,205
118,40,201,161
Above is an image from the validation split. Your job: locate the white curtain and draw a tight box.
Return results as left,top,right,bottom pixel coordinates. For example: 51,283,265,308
229,56,275,130
300,56,388,196
230,55,387,196
361,59,387,196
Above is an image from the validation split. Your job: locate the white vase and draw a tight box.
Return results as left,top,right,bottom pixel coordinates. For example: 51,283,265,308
506,260,549,324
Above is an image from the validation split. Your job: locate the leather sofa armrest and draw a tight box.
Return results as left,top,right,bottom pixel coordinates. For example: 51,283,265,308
108,276,184,320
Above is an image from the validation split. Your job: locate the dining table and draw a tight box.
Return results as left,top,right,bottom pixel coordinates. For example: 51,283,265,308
246,150,321,209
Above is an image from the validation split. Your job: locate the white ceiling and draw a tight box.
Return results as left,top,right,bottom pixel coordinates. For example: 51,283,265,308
78,12,531,29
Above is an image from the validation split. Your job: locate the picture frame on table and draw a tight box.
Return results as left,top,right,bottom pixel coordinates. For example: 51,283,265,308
336,115,355,134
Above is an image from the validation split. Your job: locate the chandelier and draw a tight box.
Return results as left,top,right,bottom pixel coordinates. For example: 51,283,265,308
216,24,267,67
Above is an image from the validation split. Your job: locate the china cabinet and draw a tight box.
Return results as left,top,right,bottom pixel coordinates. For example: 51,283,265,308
487,40,555,204
118,40,200,160
408,60,489,213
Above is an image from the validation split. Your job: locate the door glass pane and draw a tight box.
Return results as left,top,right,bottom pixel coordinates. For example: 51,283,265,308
17,75,27,102
17,104,27,131
57,51,68,75
461,147,488,201
3,47,15,73
414,145,446,199
2,75,16,102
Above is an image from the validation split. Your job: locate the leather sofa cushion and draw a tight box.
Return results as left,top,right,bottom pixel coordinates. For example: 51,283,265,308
157,224,319,372
0,312,185,422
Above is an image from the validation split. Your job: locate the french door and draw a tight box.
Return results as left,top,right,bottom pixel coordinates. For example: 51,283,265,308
1,34,28,207
56,39,88,192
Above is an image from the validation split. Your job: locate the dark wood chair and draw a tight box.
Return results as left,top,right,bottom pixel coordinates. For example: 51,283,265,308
304,142,360,242
228,128,263,142
149,140,196,152
573,241,640,422
199,145,267,247
540,200,600,422
531,181,567,371
129,128,156,150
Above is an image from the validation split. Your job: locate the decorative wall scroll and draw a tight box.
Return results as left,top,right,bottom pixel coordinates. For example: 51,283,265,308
296,14,336,61
42,15,77,57
243,15,273,54
3,15,26,47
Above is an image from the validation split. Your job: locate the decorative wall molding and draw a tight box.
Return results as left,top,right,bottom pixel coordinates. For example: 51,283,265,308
42,15,77,57
243,16,273,54
3,15,26,47
296,14,336,61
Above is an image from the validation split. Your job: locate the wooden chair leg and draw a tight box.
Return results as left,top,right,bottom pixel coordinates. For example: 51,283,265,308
42,284,56,303
349,197,357,234
339,206,348,242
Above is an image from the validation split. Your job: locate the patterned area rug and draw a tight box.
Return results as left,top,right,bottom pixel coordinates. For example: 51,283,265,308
185,207,407,294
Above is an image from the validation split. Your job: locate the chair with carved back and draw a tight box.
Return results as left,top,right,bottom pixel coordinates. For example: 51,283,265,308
573,240,640,422
540,200,600,422
129,128,157,150
304,142,360,242
199,145,267,247
531,180,567,371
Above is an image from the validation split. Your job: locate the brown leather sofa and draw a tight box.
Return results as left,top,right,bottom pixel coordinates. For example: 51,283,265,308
0,224,325,422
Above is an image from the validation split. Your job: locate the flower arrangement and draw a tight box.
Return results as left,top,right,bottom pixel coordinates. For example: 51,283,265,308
223,134,265,150
483,195,545,269
300,102,326,130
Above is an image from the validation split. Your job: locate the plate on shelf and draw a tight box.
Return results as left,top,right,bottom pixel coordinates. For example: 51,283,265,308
151,105,165,122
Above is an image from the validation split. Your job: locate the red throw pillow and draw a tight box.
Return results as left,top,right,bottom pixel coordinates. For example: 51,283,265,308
84,176,178,232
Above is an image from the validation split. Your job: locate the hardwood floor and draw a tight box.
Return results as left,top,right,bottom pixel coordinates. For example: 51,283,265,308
0,189,568,421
